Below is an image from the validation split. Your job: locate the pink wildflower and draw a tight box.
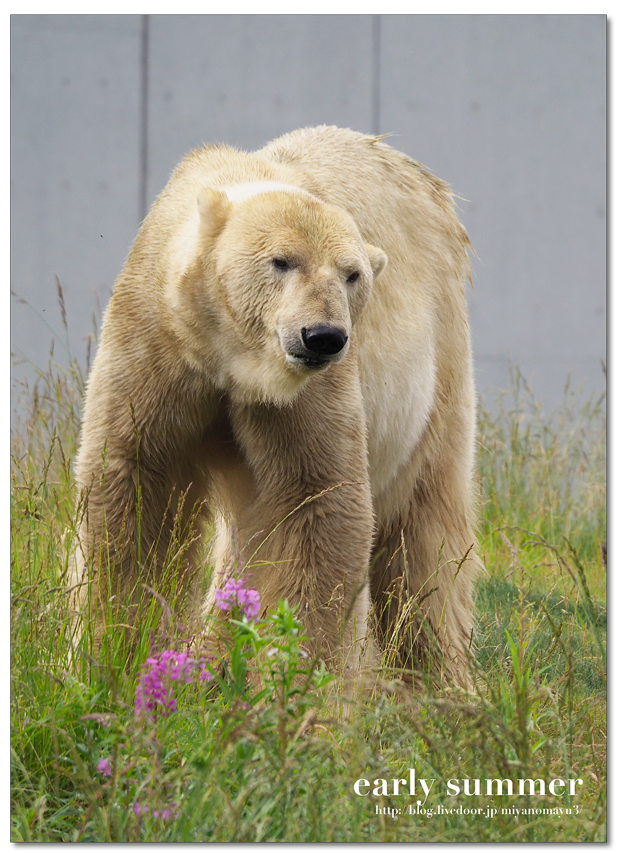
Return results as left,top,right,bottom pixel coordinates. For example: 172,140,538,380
199,660,215,683
215,577,261,621
135,649,206,716
97,758,111,777
133,800,178,820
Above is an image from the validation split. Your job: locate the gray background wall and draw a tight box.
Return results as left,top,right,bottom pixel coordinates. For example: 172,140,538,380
11,14,606,414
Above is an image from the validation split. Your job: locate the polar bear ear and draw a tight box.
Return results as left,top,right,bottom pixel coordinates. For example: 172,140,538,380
365,244,388,280
197,188,231,244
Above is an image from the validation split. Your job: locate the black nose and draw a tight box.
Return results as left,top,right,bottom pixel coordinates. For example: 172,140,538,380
301,325,348,356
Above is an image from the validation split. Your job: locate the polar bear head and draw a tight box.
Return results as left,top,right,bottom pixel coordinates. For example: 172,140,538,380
182,182,387,404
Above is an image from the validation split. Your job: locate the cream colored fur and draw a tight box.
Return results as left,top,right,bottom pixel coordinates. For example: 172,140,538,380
74,126,478,683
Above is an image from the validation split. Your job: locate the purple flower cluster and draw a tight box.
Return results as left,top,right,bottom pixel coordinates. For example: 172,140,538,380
135,650,213,717
133,580,259,716
97,758,111,778
133,800,178,820
214,577,261,621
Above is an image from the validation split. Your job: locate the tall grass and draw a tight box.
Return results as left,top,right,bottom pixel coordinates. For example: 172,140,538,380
11,352,606,842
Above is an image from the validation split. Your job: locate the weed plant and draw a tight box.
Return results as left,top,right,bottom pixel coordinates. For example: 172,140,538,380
11,346,606,842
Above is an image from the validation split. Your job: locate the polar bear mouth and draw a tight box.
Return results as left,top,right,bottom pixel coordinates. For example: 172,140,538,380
285,352,333,371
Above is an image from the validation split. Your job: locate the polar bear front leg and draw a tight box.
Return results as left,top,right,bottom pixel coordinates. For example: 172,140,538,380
212,366,375,674
370,446,479,687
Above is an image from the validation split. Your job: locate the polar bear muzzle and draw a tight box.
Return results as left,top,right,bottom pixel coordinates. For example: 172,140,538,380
281,323,350,371
302,324,348,356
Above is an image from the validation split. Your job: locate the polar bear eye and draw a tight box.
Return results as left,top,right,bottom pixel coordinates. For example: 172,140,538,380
272,257,290,271
346,271,360,284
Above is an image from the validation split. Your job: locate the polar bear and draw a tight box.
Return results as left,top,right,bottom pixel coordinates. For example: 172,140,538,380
74,126,478,683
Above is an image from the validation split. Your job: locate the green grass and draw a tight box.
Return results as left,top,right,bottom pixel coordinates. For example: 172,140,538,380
11,355,606,842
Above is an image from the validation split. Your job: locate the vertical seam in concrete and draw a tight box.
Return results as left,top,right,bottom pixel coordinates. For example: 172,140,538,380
139,14,149,223
372,14,381,135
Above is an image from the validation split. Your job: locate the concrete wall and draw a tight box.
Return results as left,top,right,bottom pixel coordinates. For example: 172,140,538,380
11,14,606,412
